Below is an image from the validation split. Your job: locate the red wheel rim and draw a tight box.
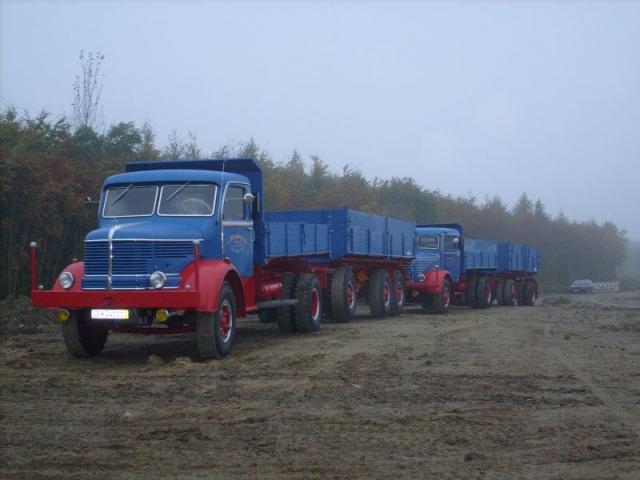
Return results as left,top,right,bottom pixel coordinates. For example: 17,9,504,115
311,288,320,320
383,283,390,306
512,285,517,305
485,286,491,303
347,283,355,309
396,280,404,305
443,288,450,308
219,301,232,342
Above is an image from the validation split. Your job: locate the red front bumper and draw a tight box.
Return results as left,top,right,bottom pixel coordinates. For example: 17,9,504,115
31,289,202,310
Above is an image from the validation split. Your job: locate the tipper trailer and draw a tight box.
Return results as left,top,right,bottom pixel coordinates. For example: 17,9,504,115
405,224,540,313
31,159,416,359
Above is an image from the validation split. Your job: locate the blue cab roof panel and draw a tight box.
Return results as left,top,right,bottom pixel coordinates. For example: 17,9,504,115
103,169,247,187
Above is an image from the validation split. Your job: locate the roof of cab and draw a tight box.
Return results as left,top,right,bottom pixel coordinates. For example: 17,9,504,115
103,169,247,187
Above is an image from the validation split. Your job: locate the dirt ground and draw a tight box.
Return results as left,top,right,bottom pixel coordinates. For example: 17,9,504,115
1,291,639,479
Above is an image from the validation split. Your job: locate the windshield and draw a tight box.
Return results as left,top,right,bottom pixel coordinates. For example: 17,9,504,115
159,184,217,216
417,234,439,249
103,185,158,217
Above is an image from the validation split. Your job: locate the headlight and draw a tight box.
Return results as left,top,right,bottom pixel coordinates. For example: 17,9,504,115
149,271,167,289
417,273,426,282
59,271,75,289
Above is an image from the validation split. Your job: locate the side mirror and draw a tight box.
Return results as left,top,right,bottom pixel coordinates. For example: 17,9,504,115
243,193,255,204
453,237,460,244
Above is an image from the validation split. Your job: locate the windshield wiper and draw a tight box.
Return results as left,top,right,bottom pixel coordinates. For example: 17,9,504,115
165,182,191,202
111,183,134,206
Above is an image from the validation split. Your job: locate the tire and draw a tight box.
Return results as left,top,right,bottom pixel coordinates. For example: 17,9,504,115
432,279,452,314
503,279,517,306
293,273,322,333
258,309,276,323
330,267,357,322
196,282,237,359
389,270,406,317
62,309,108,357
476,277,492,309
277,274,298,333
466,275,478,308
368,269,393,318
496,279,505,306
517,282,526,307
524,282,537,306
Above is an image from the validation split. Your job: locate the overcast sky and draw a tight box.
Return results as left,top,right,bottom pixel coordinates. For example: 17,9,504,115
1,1,639,238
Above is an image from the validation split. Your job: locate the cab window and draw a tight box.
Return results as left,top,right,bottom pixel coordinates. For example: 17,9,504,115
417,235,439,249
444,235,459,250
223,185,246,220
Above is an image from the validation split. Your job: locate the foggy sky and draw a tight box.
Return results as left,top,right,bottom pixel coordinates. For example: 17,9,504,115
1,1,639,238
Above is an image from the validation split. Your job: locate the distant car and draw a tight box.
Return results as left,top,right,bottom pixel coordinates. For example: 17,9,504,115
569,279,595,294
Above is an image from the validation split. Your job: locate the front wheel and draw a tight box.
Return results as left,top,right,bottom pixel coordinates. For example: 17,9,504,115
196,282,237,359
432,279,452,314
62,309,108,357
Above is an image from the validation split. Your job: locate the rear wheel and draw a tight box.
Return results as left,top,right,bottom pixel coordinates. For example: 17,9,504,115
196,282,236,359
432,279,452,314
517,282,526,307
277,274,298,333
496,279,505,306
368,269,393,318
389,270,406,316
293,273,322,332
476,277,492,309
466,276,478,308
62,309,108,357
524,282,537,306
503,279,517,306
330,267,357,322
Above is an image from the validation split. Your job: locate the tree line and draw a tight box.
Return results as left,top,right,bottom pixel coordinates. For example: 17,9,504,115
0,108,630,299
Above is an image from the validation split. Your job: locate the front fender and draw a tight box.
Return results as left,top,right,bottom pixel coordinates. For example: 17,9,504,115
52,262,85,291
180,260,245,312
420,270,452,294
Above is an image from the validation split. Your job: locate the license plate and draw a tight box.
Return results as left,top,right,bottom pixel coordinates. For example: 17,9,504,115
91,309,129,320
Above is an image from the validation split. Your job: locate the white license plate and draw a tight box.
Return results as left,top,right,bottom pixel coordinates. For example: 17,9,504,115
91,309,129,320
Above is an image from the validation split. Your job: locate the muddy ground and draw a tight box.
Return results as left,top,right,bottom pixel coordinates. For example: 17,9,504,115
1,291,639,479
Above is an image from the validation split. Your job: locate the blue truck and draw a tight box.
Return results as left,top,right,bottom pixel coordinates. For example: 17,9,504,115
405,224,540,313
31,159,416,359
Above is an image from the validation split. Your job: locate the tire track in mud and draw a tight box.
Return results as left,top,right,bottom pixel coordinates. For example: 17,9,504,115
543,324,640,438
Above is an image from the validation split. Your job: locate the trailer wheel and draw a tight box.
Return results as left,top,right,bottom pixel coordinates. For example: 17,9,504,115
330,267,357,322
476,277,492,309
432,279,452,314
496,279,505,306
277,274,298,333
503,279,517,306
466,276,478,308
62,309,108,357
368,269,393,318
524,282,537,306
294,273,322,332
196,281,237,359
258,309,276,323
517,282,526,307
389,270,406,316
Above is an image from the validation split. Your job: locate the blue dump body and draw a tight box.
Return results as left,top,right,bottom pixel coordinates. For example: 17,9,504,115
464,238,498,271
497,243,541,275
263,208,415,263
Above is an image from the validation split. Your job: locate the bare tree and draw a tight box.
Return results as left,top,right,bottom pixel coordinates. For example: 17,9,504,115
71,50,105,131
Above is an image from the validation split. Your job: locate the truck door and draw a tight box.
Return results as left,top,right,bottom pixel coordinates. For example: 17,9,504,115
222,183,254,276
443,234,461,283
